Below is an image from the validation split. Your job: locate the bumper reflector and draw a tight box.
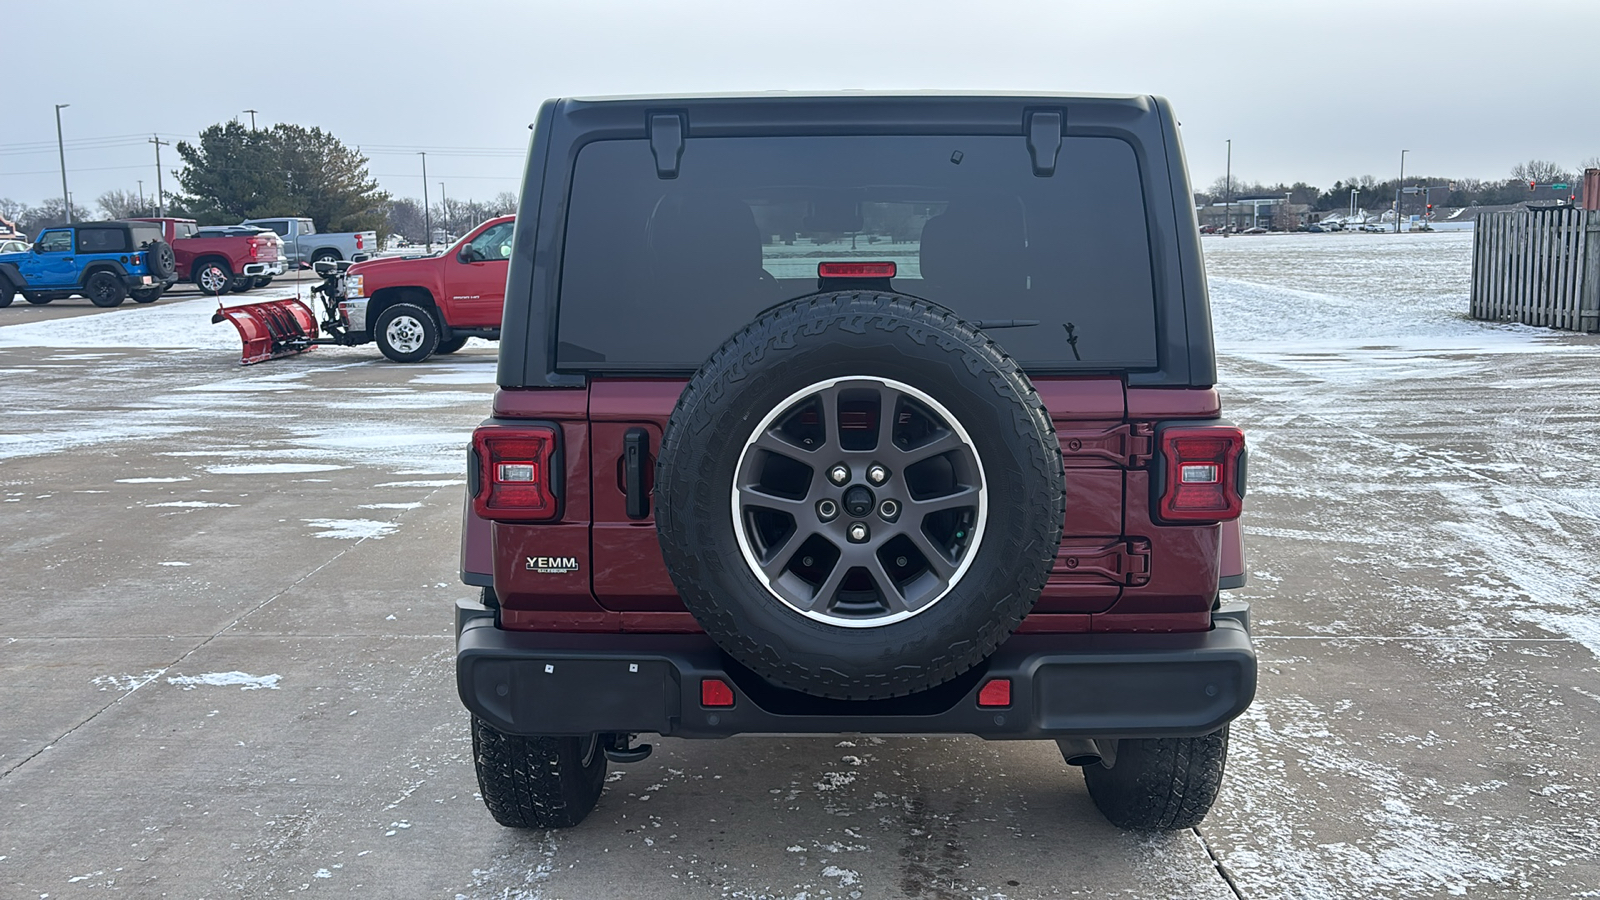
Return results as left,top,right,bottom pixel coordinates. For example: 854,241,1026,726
700,678,735,708
977,678,1012,708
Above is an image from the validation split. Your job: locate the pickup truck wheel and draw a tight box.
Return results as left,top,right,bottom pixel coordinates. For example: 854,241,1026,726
470,716,606,829
655,291,1065,701
312,249,341,264
194,261,233,295
374,302,439,363
435,336,469,354
1079,727,1230,831
85,271,127,307
130,287,164,304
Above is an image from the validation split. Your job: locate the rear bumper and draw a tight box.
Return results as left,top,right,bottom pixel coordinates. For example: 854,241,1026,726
456,601,1256,740
242,263,269,277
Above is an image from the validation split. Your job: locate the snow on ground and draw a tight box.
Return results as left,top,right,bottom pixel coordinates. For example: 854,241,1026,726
0,297,250,350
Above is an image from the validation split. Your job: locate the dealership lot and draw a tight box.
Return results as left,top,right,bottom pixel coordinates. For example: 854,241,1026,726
2,234,1599,898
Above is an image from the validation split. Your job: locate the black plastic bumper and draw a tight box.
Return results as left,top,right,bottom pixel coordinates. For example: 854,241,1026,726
456,601,1255,740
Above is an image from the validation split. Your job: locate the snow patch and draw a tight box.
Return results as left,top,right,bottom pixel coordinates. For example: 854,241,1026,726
304,518,398,540
167,671,281,690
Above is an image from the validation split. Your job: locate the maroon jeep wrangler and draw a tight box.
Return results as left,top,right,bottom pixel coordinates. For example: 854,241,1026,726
457,93,1254,831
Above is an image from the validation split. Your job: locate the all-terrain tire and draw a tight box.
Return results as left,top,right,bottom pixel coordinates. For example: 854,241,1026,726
654,291,1065,701
85,270,127,307
471,716,607,829
1079,727,1230,831
23,293,52,305
0,280,13,308
130,287,164,304
435,335,469,355
374,302,440,363
194,260,233,295
145,241,177,280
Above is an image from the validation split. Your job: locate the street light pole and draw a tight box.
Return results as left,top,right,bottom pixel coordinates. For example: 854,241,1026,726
1350,188,1360,221
419,152,431,253
1224,139,1232,238
54,104,71,222
1395,149,1408,234
439,182,447,242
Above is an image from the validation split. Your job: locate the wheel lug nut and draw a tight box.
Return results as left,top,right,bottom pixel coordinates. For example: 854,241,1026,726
817,499,839,521
848,523,869,543
878,499,899,520
828,465,850,486
867,464,889,485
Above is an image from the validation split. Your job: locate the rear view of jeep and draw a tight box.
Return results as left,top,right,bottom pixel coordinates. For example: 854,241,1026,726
456,94,1254,831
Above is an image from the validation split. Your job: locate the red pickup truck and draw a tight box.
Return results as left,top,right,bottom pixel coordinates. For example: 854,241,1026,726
335,215,512,362
132,217,285,294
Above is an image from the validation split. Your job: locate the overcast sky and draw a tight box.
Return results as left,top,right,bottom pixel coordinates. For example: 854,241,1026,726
3,0,1597,211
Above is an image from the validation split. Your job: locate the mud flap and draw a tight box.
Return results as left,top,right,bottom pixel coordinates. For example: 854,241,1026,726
212,298,318,365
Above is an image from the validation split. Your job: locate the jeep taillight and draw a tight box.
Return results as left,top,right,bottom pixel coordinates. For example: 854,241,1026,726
472,424,561,522
1156,426,1245,523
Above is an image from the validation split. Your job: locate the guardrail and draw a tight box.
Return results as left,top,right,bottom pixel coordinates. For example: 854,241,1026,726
1470,208,1600,333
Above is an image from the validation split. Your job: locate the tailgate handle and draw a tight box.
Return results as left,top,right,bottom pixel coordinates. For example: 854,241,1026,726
624,427,650,520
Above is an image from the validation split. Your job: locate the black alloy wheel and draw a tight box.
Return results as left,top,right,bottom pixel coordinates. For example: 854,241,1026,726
85,271,127,308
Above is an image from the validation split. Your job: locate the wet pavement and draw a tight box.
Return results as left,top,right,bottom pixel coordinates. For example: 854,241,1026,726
2,232,1597,898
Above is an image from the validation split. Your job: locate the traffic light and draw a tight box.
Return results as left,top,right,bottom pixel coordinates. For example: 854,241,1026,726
1426,204,1433,212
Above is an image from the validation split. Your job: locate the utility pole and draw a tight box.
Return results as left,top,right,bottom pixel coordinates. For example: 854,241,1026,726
1394,149,1408,234
138,179,145,211
149,135,171,218
419,152,431,253
243,109,258,130
440,182,448,242
1224,139,1232,238
54,104,71,222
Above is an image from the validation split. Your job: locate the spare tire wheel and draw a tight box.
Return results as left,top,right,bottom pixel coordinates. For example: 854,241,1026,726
655,292,1065,700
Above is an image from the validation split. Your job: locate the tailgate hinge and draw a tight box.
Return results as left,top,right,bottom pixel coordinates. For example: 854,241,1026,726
1053,539,1152,586
1057,422,1156,468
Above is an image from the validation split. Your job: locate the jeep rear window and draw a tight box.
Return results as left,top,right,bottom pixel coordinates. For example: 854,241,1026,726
556,135,1158,372
78,228,130,254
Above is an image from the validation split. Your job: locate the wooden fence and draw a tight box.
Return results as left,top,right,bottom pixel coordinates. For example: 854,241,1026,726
1470,208,1600,332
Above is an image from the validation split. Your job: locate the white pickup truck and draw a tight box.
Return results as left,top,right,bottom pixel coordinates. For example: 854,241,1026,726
240,217,376,268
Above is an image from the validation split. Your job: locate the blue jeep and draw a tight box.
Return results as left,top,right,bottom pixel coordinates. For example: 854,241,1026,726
0,220,178,308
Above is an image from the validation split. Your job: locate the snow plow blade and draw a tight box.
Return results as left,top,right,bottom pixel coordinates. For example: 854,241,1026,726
212,298,319,365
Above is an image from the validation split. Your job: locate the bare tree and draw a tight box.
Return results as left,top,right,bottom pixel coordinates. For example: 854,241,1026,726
97,189,158,219
1510,159,1574,185
488,191,519,215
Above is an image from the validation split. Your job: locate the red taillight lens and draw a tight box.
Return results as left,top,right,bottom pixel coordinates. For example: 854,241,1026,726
700,678,735,708
977,678,1011,708
248,238,260,260
1156,426,1245,523
356,234,365,250
818,261,896,279
472,424,560,521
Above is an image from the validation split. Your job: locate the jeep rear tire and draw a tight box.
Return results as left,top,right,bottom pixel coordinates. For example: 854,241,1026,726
655,292,1065,701
471,716,606,829
0,280,13,308
85,271,127,308
23,293,51,305
195,261,233,295
374,302,439,363
130,287,164,304
1079,727,1230,831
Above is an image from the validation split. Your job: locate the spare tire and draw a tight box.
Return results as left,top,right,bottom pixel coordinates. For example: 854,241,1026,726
145,241,177,280
655,292,1064,700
